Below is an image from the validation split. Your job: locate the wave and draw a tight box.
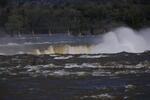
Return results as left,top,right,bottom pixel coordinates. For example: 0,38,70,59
92,27,150,53
0,27,150,55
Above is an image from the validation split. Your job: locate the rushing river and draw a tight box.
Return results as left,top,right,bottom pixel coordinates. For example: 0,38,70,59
0,52,150,100
0,27,150,100
0,27,150,55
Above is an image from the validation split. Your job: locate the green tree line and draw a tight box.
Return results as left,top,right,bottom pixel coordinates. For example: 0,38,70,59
0,0,150,36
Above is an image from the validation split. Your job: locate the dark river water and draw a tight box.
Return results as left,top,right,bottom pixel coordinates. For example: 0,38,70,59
0,52,150,100
1,73,150,100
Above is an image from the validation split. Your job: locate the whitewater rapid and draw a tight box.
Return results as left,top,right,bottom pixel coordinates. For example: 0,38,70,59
0,27,150,55
34,27,150,54
92,27,150,53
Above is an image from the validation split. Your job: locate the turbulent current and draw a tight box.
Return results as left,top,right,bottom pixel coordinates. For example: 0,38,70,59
0,27,150,100
92,27,150,53
0,27,150,55
0,51,150,100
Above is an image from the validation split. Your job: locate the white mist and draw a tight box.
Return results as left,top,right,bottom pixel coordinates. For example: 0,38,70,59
92,27,150,53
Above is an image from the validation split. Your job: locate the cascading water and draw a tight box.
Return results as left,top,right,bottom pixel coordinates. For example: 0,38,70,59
32,45,92,55
33,27,150,54
0,27,150,55
92,27,150,53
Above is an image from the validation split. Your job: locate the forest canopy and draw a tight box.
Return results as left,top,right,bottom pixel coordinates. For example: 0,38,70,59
0,0,150,36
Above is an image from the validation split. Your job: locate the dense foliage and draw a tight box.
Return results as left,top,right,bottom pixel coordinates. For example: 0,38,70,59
0,0,150,36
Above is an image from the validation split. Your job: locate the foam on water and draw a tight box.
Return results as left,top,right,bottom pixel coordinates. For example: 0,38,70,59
0,61,149,78
54,55,73,60
92,27,150,53
81,93,114,99
0,27,150,55
79,54,108,58
31,27,150,54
